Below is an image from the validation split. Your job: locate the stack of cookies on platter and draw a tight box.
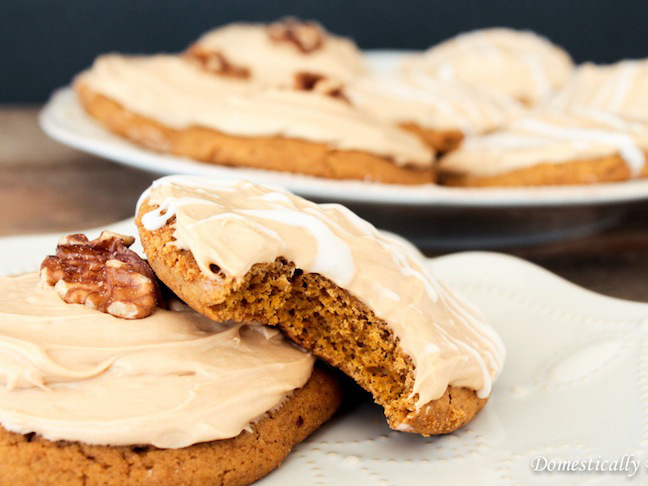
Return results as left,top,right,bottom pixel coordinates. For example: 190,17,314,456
75,19,433,185
0,176,504,485
73,19,648,188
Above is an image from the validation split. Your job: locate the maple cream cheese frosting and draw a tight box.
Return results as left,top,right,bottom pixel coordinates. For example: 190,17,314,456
76,54,432,168
138,176,505,408
548,60,648,123
188,22,368,85
401,28,574,105
346,72,524,134
439,111,648,178
0,273,314,449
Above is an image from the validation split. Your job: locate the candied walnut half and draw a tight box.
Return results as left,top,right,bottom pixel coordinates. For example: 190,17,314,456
186,46,250,79
294,71,349,102
40,231,163,319
267,18,325,53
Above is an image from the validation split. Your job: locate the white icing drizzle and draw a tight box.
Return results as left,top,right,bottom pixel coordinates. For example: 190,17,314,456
516,119,645,176
140,176,505,408
401,28,574,105
549,60,648,122
440,111,648,177
346,71,523,134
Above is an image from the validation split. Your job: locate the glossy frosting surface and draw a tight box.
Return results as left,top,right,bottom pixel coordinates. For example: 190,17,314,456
0,274,314,448
440,111,648,177
77,54,432,167
347,72,523,133
191,22,368,85
549,60,648,122
401,28,573,104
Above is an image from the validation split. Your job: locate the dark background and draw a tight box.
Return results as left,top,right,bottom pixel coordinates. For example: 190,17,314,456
2,0,648,103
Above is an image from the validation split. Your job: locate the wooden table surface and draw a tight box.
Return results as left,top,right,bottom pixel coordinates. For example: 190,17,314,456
2,106,648,302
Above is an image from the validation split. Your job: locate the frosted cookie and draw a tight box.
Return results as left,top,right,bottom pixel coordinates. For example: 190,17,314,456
186,19,368,87
136,176,505,436
0,270,341,485
439,111,648,187
75,54,434,184
346,73,523,152
548,60,648,123
401,28,573,105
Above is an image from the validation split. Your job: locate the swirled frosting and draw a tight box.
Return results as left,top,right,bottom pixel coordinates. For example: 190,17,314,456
189,22,368,86
346,72,524,134
76,54,432,168
440,111,648,177
0,273,314,448
401,28,573,105
548,60,648,123
138,176,505,408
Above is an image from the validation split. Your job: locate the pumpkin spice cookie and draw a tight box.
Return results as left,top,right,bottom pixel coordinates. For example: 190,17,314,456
75,54,434,184
0,366,339,486
548,60,648,123
185,19,368,87
0,245,341,485
438,111,648,187
346,73,523,152
136,176,505,436
401,28,574,106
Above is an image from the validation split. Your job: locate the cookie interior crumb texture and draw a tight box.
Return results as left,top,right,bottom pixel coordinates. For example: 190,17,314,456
136,182,502,436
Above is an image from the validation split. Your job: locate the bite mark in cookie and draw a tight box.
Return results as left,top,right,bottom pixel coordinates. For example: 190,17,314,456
136,176,505,436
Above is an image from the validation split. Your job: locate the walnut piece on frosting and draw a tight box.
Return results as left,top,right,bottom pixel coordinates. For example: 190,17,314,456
267,18,325,53
185,47,250,79
294,71,348,102
40,231,163,319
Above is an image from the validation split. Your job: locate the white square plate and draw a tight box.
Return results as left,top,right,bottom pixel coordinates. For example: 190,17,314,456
2,221,647,485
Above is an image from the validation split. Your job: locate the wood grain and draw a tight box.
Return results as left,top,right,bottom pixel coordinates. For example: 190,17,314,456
0,107,156,235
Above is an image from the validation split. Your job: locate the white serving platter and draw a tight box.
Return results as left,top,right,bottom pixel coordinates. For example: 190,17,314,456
3,220,648,485
38,51,648,248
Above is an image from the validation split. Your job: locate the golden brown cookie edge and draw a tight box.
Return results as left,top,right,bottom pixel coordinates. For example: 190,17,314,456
75,82,434,185
438,152,648,187
0,367,341,486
